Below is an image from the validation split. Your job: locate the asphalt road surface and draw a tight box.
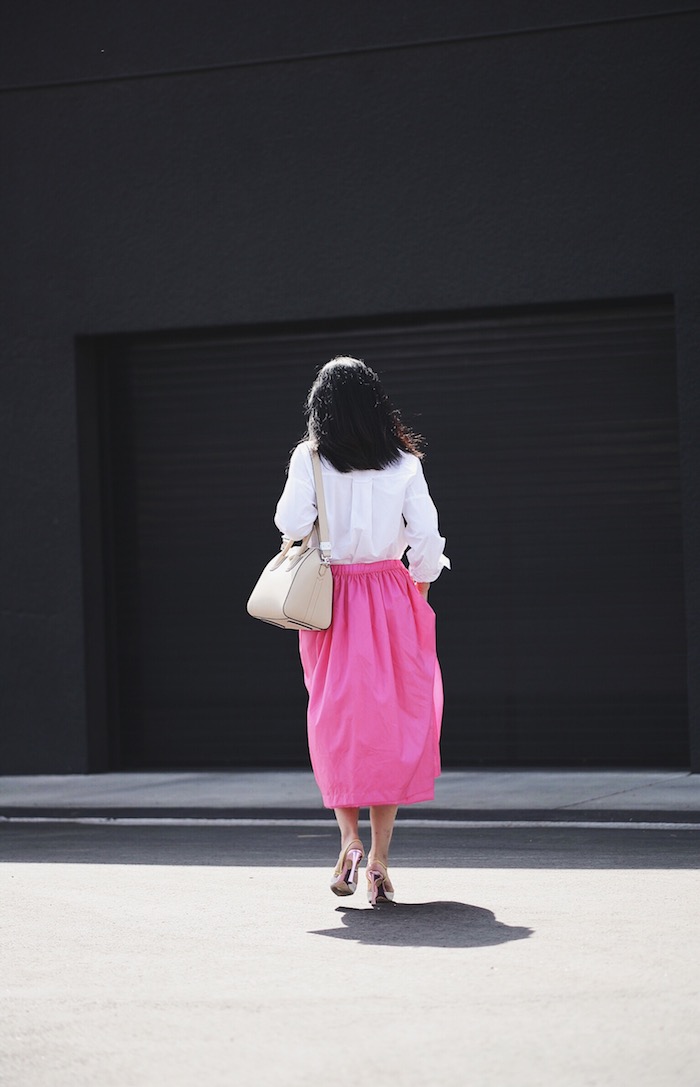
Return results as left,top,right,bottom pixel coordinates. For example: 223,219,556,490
2,823,699,1086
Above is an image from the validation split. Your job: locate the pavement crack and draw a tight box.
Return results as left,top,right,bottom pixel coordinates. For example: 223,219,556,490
557,772,691,810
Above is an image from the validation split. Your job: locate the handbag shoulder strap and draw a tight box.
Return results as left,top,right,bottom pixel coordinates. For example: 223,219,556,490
310,449,331,564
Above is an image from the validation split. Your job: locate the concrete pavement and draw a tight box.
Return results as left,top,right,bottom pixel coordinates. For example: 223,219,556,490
3,770,700,1085
1,767,700,822
2,822,699,1087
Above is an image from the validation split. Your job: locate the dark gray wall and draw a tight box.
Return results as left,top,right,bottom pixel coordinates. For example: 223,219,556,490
1,3,699,771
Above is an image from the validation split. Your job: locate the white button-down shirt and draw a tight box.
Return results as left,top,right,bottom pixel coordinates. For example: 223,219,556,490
274,441,449,583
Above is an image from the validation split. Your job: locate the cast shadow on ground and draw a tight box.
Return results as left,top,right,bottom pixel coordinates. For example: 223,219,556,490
310,900,533,948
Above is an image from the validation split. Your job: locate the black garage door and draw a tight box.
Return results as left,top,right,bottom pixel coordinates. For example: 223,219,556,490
98,300,688,768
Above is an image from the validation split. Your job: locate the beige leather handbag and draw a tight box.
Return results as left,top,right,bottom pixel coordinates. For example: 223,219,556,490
246,450,333,630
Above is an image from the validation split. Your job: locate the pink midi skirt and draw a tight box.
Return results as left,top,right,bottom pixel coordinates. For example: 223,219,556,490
298,559,443,808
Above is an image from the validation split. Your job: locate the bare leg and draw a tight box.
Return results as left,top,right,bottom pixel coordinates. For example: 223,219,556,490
366,805,398,904
368,804,398,867
334,806,361,849
330,807,363,897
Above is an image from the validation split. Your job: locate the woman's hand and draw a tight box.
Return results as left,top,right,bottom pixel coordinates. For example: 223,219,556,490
415,582,430,600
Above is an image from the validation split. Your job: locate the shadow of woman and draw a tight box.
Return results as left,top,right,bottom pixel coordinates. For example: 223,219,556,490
310,901,533,949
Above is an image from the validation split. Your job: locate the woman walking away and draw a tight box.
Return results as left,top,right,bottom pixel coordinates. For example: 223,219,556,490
274,357,449,906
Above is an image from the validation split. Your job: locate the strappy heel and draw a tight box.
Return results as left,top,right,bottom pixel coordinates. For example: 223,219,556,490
330,839,364,897
366,860,395,906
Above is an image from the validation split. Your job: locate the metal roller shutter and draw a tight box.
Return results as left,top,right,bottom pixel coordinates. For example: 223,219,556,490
101,300,688,767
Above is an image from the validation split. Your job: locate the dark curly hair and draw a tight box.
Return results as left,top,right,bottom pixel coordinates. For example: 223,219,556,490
305,356,423,473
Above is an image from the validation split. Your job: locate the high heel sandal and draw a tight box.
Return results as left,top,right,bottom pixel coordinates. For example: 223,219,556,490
330,839,364,897
366,860,395,906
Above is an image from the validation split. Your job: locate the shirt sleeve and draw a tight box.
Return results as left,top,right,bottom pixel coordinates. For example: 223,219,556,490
402,459,450,583
274,442,318,539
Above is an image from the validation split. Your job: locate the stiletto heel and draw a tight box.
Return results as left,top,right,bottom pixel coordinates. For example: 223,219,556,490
330,839,364,896
366,860,395,906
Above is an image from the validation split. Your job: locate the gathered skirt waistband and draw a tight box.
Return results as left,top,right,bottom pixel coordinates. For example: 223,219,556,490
330,559,405,577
